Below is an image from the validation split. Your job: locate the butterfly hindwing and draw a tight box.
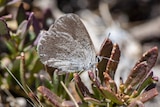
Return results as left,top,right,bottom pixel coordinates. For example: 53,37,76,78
37,14,96,72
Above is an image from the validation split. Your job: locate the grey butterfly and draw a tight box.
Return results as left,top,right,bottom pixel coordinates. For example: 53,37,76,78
37,13,97,72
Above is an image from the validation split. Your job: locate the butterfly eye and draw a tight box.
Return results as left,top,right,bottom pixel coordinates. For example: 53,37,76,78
96,56,102,63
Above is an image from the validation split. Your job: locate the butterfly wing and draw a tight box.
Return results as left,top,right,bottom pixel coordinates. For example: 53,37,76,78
37,14,96,72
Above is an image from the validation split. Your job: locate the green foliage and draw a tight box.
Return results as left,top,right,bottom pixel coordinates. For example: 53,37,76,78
0,2,159,107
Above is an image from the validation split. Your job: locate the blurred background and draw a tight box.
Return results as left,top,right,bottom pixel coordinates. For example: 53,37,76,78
0,0,160,106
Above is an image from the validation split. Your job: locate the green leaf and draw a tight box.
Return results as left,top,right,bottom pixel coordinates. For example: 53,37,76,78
84,97,107,106
16,3,26,25
100,86,123,105
0,19,10,38
0,0,7,6
135,71,153,97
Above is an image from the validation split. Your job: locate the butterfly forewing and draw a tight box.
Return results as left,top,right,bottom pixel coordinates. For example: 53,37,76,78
37,14,96,72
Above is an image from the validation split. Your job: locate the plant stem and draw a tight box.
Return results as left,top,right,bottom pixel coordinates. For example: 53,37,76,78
20,52,26,89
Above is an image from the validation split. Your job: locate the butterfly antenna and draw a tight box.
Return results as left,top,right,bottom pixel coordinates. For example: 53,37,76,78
98,56,119,63
108,32,111,38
